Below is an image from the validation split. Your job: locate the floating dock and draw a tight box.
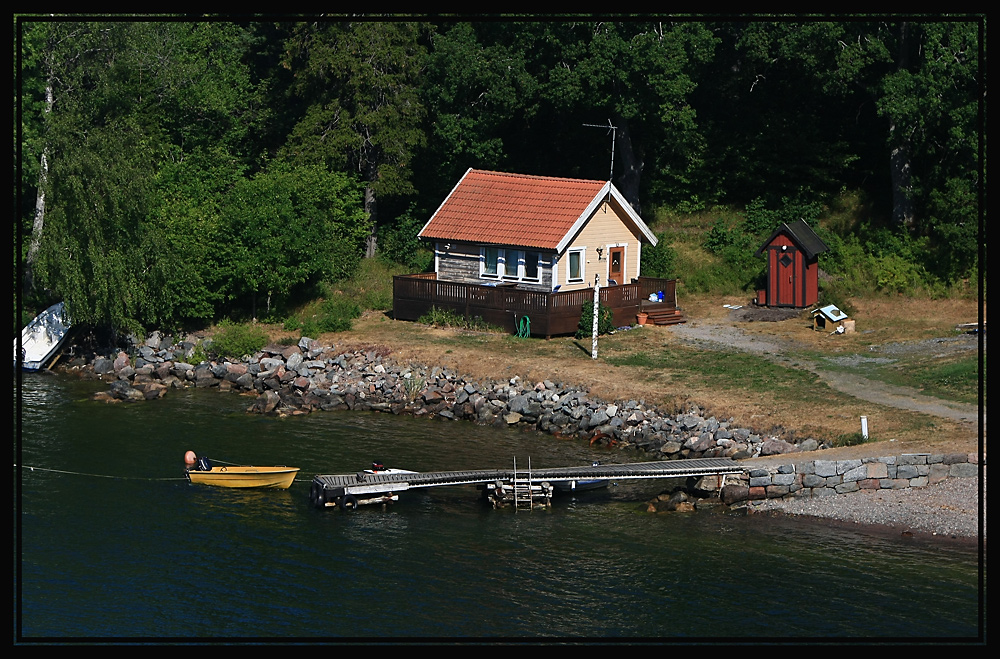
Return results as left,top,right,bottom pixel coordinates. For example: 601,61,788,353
309,457,745,511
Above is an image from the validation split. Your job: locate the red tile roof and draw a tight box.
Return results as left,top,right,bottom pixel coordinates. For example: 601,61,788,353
418,169,612,250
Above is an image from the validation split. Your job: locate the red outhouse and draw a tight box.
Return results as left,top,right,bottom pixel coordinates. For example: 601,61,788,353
754,219,829,308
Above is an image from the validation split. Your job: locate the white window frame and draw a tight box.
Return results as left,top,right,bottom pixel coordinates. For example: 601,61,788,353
605,243,627,284
567,247,586,283
481,246,547,283
520,250,541,282
480,246,504,279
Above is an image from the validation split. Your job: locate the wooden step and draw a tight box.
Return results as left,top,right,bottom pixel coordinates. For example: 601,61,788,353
645,308,686,325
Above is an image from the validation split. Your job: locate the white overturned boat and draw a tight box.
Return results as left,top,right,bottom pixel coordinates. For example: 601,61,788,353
365,462,417,476
15,302,71,371
551,461,609,494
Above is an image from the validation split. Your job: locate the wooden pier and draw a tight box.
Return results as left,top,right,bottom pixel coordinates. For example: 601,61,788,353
309,457,745,511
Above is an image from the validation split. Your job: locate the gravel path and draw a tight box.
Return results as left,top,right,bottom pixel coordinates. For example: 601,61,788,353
670,321,983,426
748,469,986,540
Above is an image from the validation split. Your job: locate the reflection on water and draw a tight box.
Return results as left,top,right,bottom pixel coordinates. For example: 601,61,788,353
15,376,983,639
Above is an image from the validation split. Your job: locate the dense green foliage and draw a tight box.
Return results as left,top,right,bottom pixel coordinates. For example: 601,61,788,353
16,17,984,340
208,320,269,360
219,163,368,319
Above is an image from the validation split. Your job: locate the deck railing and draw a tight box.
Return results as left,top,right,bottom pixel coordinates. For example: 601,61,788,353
393,274,678,338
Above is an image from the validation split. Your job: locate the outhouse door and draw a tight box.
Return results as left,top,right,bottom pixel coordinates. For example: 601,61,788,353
774,247,797,306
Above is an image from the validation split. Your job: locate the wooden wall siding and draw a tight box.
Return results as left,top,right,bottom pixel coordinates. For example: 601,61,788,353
394,274,677,338
436,242,554,292
437,243,481,282
558,201,643,292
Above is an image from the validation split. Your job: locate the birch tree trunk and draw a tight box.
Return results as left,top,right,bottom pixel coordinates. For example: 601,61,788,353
888,22,916,230
363,182,378,259
889,122,916,229
24,80,53,296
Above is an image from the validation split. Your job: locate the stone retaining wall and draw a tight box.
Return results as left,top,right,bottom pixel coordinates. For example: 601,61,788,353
720,453,982,504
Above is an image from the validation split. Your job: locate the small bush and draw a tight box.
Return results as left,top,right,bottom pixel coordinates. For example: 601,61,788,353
189,343,208,365
379,205,434,271
432,307,505,332
641,235,678,279
297,295,362,335
418,306,504,333
815,281,856,317
419,306,465,327
833,432,875,447
576,300,615,339
210,320,268,360
320,296,362,330
404,375,425,400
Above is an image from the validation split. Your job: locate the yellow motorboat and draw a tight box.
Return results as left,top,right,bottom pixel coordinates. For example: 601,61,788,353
186,465,300,489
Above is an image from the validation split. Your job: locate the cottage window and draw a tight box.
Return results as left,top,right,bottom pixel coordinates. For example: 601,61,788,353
567,249,584,283
482,247,502,278
522,251,540,281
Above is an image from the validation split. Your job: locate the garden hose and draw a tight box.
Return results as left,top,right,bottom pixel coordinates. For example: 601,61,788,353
516,315,531,338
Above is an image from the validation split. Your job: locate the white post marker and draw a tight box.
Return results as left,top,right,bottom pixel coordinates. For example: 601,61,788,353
860,415,869,439
592,273,600,360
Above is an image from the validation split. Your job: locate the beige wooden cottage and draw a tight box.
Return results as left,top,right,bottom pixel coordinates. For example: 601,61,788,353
417,168,659,291
394,168,683,337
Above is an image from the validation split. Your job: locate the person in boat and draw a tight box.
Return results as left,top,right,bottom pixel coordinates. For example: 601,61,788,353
370,461,385,472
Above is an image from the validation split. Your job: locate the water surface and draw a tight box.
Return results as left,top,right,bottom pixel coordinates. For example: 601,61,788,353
15,374,984,641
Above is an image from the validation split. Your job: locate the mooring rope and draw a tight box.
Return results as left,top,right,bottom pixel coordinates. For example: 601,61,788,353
13,464,187,481
14,461,309,483
14,456,310,483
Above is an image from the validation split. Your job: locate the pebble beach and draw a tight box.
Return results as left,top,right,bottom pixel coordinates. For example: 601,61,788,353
748,468,986,541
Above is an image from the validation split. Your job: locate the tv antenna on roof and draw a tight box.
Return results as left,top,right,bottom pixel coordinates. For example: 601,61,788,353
583,119,618,182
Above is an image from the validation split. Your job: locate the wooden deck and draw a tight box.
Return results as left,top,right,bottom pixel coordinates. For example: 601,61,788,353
393,274,685,338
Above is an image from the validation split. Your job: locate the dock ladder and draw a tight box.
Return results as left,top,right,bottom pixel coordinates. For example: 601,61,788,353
511,457,552,510
513,457,531,510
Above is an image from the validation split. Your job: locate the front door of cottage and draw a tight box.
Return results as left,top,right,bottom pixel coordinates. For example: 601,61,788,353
608,247,624,285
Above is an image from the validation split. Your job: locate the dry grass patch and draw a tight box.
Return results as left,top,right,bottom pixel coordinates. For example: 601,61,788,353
247,294,981,458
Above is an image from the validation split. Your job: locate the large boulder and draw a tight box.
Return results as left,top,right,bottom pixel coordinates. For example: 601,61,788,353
720,483,750,504
109,380,144,402
250,390,282,414
759,437,798,456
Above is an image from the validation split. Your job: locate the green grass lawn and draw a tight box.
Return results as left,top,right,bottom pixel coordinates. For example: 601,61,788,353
812,349,982,406
604,343,827,404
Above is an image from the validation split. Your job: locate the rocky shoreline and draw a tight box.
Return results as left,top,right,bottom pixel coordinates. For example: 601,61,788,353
56,331,984,524
64,332,819,458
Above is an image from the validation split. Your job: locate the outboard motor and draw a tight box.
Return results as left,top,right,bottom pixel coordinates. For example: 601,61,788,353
196,456,212,472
